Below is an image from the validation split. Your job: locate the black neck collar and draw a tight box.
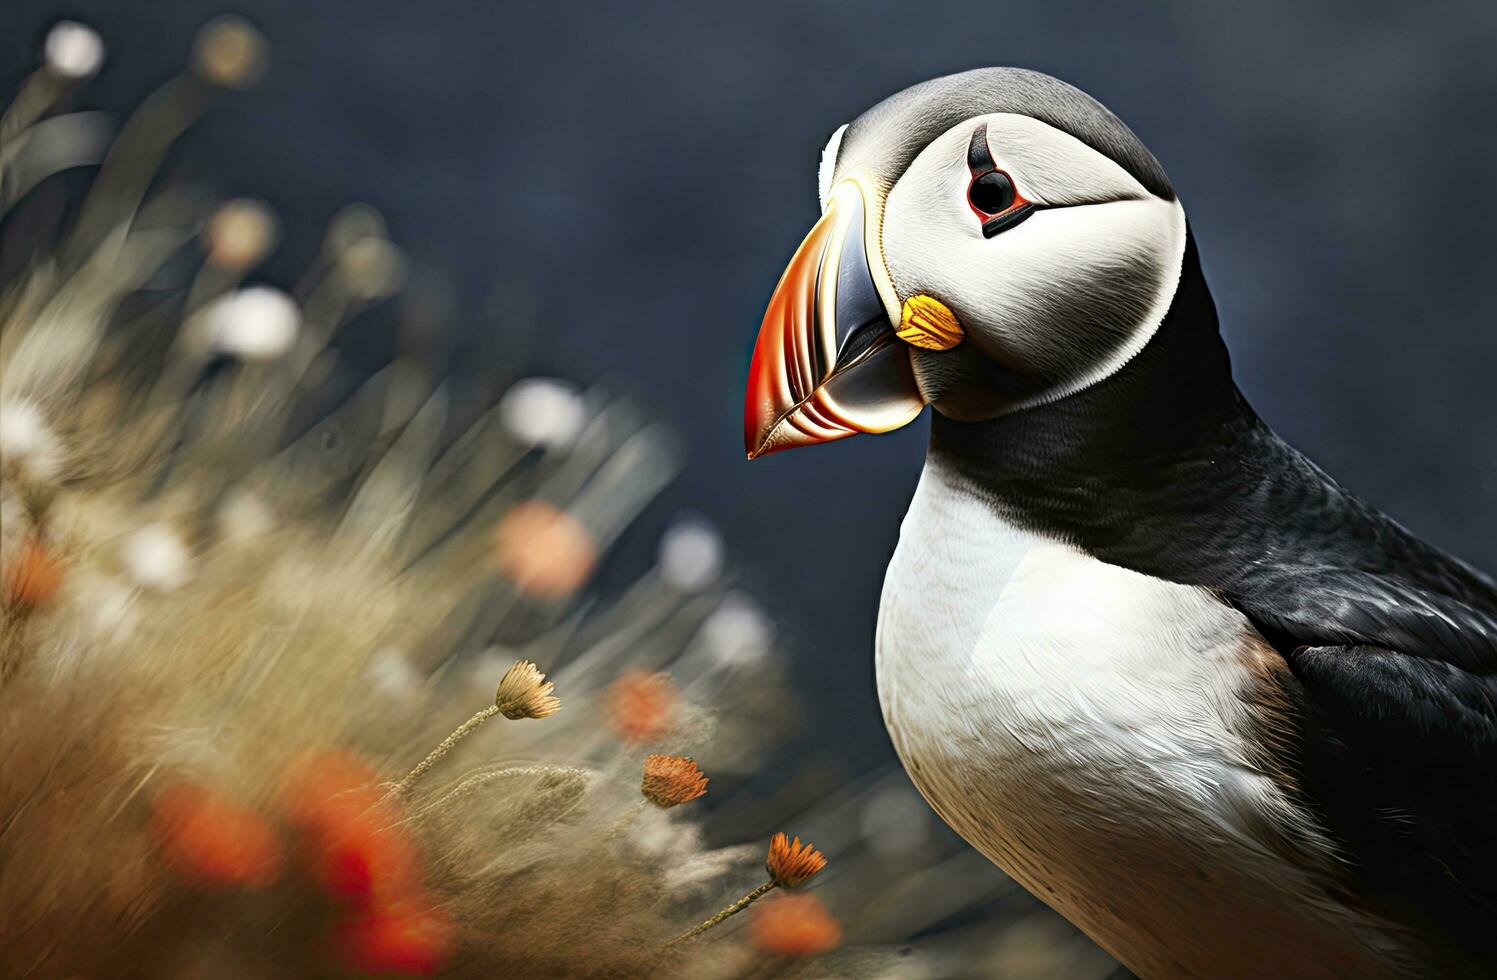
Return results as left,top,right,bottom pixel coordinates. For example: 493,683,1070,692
928,229,1255,542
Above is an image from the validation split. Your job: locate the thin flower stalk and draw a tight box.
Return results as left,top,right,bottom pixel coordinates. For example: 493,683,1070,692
666,880,776,948
387,660,558,799
666,832,827,948
388,706,498,799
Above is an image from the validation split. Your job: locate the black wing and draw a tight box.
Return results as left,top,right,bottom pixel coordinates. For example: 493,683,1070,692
1271,641,1497,970
1198,427,1497,970
1205,429,1497,970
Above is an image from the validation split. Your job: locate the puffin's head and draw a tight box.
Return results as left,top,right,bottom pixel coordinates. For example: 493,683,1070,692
745,67,1186,458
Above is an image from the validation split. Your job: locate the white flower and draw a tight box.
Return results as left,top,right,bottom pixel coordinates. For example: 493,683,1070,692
122,524,190,592
324,203,388,258
366,646,420,698
76,572,138,642
44,22,104,81
658,514,723,592
216,490,273,543
0,399,63,481
498,378,586,450
699,594,773,666
204,286,300,361
337,237,407,300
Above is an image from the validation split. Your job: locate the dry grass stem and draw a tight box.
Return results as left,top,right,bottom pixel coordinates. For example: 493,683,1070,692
667,832,828,947
0,19,1052,977
389,705,500,799
666,880,777,948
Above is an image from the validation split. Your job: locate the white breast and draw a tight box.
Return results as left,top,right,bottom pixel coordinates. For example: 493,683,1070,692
875,460,1403,978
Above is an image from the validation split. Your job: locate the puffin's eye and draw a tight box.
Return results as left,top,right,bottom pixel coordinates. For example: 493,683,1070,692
968,171,1016,216
965,124,1040,236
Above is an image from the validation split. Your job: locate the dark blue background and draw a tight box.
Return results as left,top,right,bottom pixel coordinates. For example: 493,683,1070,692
6,0,1495,771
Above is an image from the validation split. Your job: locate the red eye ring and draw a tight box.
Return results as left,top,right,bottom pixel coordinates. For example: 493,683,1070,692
966,122,1041,237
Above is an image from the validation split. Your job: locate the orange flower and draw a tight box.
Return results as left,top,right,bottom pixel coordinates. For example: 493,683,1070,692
490,500,596,598
281,751,416,907
749,894,842,957
668,832,830,947
605,670,677,744
151,781,282,888
281,751,385,836
3,538,63,609
331,898,454,977
641,755,708,808
765,832,826,888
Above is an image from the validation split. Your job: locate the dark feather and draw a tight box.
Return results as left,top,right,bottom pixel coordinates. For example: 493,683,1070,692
1283,645,1497,971
931,230,1497,968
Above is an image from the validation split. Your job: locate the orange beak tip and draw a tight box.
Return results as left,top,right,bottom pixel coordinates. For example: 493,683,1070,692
742,180,925,458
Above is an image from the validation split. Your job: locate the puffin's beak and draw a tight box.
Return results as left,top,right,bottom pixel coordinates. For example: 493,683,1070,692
744,181,924,459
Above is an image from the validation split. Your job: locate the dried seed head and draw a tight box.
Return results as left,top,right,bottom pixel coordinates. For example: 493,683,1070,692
641,755,708,808
605,670,677,744
765,832,826,888
494,660,559,720
749,893,842,957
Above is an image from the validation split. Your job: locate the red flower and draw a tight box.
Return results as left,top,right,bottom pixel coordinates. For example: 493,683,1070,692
331,899,454,976
749,893,842,957
3,538,63,610
490,500,597,598
281,750,384,834
151,781,281,888
281,750,415,907
605,670,678,744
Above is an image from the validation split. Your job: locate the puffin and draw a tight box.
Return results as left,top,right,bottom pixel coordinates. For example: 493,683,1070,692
742,68,1497,978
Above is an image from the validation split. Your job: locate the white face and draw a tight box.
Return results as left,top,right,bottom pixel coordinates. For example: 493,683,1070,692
835,112,1187,414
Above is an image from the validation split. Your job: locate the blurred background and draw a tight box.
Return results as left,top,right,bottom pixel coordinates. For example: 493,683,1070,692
5,0,1495,779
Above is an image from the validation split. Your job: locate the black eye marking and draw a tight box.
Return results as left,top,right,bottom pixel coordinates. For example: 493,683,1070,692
966,121,1043,238
967,123,997,173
